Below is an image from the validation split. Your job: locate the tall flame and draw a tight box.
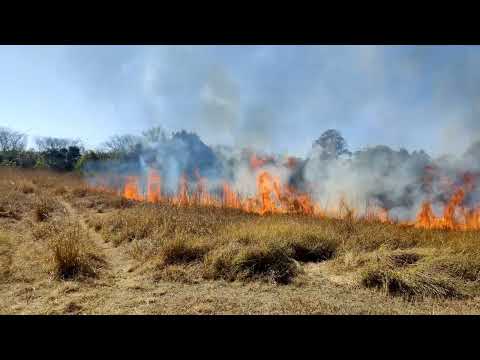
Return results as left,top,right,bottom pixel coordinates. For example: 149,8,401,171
87,163,480,232
123,176,143,201
146,168,162,203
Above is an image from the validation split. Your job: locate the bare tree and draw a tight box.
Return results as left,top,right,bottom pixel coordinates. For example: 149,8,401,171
35,137,81,152
0,127,27,152
142,126,167,144
103,134,142,154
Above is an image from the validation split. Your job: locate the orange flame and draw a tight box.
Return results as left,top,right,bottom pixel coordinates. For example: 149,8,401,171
250,153,272,171
86,164,480,232
123,176,143,201
146,168,162,203
414,174,480,230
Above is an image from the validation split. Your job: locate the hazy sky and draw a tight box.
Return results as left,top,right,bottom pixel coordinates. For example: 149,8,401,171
1,45,479,157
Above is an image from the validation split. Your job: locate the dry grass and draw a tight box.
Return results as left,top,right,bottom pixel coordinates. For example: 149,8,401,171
90,199,480,293
203,242,300,284
16,180,36,194
31,221,61,241
361,266,461,299
0,191,26,220
0,232,13,283
47,220,104,280
160,236,209,265
34,195,60,222
3,167,480,314
72,186,89,198
54,185,68,196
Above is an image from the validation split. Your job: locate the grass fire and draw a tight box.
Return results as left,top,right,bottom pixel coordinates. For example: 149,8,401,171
2,124,480,315
2,45,480,315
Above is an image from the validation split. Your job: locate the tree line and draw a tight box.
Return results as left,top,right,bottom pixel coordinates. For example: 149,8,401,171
0,126,169,172
1,125,478,175
0,127,88,171
2,126,351,173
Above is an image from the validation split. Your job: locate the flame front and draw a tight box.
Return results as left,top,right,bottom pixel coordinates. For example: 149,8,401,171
147,169,162,203
414,172,480,230
87,162,480,232
123,176,143,201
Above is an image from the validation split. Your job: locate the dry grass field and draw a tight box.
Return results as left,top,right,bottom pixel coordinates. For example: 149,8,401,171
2,167,480,314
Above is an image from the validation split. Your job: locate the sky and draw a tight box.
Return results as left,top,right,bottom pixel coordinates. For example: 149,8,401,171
1,45,479,158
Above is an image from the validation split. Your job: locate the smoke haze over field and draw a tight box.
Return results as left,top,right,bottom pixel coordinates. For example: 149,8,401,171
2,45,480,222
2,45,480,157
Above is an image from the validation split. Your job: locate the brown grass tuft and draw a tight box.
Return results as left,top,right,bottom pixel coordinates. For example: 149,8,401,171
72,186,89,198
387,252,422,267
0,232,14,283
203,242,300,284
47,221,104,280
32,221,61,241
289,235,337,262
54,186,68,196
160,237,209,265
154,264,203,284
360,266,462,299
17,180,36,194
34,196,58,222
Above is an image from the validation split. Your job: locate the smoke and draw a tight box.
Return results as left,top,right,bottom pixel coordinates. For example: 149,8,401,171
82,119,480,223
299,137,480,220
60,45,480,158
62,45,480,219
301,146,430,219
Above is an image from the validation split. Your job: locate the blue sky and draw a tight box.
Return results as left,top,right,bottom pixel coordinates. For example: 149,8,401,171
0,45,479,157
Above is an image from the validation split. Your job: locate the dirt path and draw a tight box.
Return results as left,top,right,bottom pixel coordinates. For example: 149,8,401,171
58,199,136,287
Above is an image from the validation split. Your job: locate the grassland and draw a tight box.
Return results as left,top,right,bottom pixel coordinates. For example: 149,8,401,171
1,167,480,314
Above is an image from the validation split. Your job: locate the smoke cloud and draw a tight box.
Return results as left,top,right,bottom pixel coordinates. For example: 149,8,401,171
52,45,480,219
